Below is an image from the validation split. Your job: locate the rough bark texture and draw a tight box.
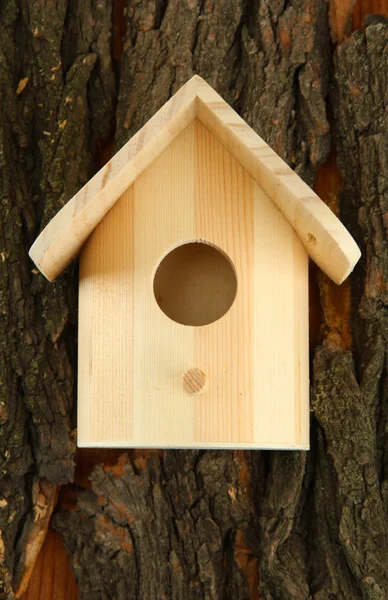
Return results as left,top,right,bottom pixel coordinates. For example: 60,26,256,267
0,0,115,596
0,1,387,599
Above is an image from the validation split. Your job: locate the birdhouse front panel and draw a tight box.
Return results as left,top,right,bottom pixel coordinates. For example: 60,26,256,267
77,119,309,449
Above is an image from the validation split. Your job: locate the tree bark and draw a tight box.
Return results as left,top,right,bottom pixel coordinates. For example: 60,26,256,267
0,1,387,599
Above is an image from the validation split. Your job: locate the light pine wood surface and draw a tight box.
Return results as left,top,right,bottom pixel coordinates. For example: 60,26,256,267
29,75,360,284
78,120,309,449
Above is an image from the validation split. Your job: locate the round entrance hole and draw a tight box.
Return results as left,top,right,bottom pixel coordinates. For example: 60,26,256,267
153,241,237,326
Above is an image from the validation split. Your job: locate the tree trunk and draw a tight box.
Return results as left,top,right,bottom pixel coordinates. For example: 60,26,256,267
1,1,387,599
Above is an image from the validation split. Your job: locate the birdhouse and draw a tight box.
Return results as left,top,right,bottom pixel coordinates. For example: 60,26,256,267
29,75,360,450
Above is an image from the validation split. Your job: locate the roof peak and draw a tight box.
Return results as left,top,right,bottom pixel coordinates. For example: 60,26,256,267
29,75,360,283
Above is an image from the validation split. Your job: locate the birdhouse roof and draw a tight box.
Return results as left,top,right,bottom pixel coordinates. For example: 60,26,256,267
29,75,360,284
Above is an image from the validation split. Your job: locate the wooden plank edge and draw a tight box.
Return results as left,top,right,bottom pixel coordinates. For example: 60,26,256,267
77,441,310,450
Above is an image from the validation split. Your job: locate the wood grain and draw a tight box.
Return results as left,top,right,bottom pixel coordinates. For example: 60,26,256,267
29,75,360,285
353,0,388,30
21,529,78,600
78,120,309,449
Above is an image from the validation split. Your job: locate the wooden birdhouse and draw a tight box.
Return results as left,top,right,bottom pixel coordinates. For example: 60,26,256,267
29,75,360,450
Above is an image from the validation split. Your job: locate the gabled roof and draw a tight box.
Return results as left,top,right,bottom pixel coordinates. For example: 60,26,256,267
29,75,360,284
